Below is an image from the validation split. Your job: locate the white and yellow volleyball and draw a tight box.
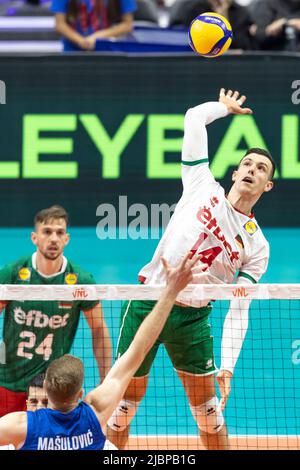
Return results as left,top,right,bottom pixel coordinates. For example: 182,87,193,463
188,12,233,58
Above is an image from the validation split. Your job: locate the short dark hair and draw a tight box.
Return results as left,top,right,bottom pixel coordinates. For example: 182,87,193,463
27,373,45,394
45,355,84,403
34,205,69,228
240,148,276,180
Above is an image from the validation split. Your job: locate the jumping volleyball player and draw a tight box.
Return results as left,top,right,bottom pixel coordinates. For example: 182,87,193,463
107,89,276,450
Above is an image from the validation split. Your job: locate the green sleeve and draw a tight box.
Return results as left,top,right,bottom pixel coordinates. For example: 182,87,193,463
0,263,14,284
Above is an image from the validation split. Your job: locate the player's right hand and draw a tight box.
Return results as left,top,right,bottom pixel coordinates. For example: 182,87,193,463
219,88,253,115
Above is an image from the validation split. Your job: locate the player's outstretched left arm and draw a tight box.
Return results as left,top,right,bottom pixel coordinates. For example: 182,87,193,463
85,254,206,428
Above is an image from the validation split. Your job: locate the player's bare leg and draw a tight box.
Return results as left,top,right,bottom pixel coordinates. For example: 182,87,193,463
107,376,148,450
106,419,130,450
177,371,230,450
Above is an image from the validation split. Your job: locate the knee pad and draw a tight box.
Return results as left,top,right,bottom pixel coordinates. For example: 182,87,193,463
189,396,224,434
107,399,140,432
104,439,118,450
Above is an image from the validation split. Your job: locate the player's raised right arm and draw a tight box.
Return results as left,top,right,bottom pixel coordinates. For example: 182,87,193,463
182,88,252,164
182,99,228,164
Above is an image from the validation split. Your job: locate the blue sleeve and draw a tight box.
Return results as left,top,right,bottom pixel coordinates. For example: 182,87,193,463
120,0,136,14
51,0,69,13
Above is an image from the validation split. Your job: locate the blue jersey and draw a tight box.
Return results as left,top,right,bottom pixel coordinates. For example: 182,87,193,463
20,402,106,450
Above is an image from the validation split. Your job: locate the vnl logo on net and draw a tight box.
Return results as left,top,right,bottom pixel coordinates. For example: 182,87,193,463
0,80,6,104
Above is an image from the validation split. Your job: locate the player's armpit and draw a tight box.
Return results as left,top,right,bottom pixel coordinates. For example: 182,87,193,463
0,412,27,448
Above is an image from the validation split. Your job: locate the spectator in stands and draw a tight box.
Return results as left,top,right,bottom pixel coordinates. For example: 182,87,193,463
249,0,300,51
51,0,136,51
169,0,256,50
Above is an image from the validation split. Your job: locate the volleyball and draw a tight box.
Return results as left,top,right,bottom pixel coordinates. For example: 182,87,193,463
188,12,233,58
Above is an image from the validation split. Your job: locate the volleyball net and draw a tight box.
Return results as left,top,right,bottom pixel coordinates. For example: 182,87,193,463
0,283,300,450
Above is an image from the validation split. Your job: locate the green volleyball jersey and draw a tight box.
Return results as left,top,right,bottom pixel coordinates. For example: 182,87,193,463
0,255,99,392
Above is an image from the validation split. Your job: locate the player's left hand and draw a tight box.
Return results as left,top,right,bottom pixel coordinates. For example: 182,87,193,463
216,369,233,412
161,253,200,293
161,252,211,295
219,88,253,115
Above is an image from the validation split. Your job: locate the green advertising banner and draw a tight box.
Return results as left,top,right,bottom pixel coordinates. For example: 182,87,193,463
0,54,299,226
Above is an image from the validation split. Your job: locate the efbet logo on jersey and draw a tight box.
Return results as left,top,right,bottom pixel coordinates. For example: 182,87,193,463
244,221,258,236
197,205,239,263
18,267,31,282
64,273,78,285
14,306,70,329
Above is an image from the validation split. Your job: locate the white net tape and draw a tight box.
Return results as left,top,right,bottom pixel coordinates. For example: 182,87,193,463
0,283,299,301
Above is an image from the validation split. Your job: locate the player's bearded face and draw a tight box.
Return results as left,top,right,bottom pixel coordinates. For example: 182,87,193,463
233,154,273,197
33,219,69,260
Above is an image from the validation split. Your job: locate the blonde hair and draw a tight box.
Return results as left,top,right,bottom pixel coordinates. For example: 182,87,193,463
45,355,84,404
